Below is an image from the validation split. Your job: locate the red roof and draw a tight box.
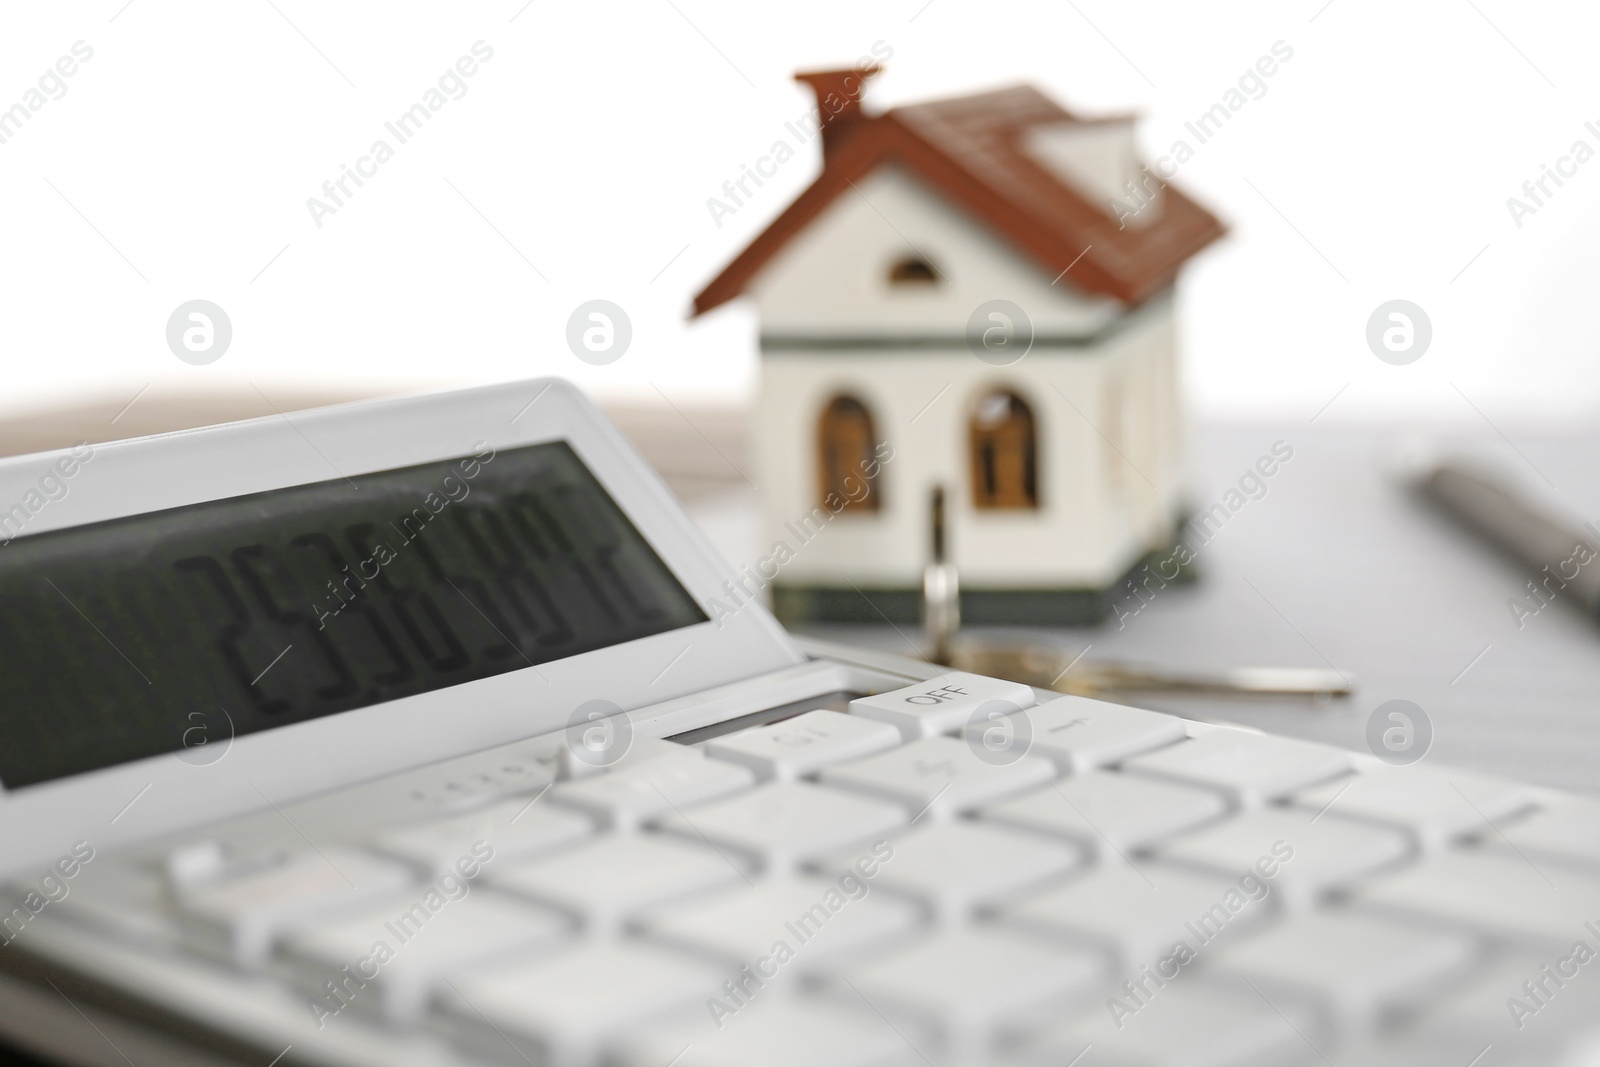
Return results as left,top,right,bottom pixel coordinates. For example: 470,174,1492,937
692,78,1225,316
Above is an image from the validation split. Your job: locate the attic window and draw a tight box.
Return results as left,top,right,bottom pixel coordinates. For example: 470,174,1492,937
888,256,940,285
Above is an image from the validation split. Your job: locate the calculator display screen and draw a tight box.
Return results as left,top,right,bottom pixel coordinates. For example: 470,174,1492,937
0,441,706,788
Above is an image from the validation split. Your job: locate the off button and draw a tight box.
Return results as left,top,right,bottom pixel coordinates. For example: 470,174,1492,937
850,671,1036,740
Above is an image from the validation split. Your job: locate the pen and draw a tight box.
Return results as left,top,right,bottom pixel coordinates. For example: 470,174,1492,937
1413,461,1600,622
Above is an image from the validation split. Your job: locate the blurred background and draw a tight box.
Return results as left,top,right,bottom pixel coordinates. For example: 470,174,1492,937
3,0,1599,793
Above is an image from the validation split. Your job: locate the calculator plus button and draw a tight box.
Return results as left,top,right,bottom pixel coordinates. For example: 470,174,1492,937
850,672,1035,739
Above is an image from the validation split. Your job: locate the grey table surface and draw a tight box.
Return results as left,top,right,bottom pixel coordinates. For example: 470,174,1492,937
686,424,1600,799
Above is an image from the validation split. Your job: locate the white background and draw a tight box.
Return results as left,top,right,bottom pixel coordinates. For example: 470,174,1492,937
1,0,1597,430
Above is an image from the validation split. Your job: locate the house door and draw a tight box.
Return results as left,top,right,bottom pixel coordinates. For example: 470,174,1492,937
816,394,880,512
970,391,1038,509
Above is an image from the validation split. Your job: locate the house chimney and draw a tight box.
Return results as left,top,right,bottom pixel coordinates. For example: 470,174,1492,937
795,67,880,158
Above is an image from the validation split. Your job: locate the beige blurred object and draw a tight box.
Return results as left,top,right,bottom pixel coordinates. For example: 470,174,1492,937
0,386,752,502
0,387,387,458
601,403,750,501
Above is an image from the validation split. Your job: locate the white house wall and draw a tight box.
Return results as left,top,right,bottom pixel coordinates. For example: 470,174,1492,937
756,294,1181,590
746,166,1123,339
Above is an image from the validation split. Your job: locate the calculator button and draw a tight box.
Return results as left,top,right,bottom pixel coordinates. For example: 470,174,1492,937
560,735,704,780
850,672,1035,740
1489,796,1600,872
1293,765,1533,851
374,798,591,875
1354,849,1600,949
489,834,746,934
439,940,722,1066
830,820,1080,924
654,781,905,875
47,860,179,946
1400,948,1600,1063
706,710,901,781
280,890,569,1024
982,695,1189,774
1029,984,1312,1067
634,877,922,973
981,771,1226,858
818,736,1055,821
829,926,1103,1060
1206,911,1475,1033
174,849,413,967
1122,730,1350,807
548,756,755,831
1000,862,1256,970
1156,808,1410,910
614,1000,911,1067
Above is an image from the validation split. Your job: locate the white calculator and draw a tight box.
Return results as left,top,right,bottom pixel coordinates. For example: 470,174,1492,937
0,380,1596,1067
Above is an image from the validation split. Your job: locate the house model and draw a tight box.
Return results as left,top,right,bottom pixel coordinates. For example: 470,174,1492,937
693,68,1224,625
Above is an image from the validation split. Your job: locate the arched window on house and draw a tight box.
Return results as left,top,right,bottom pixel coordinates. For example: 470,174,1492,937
969,390,1038,510
888,256,940,285
816,395,881,512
